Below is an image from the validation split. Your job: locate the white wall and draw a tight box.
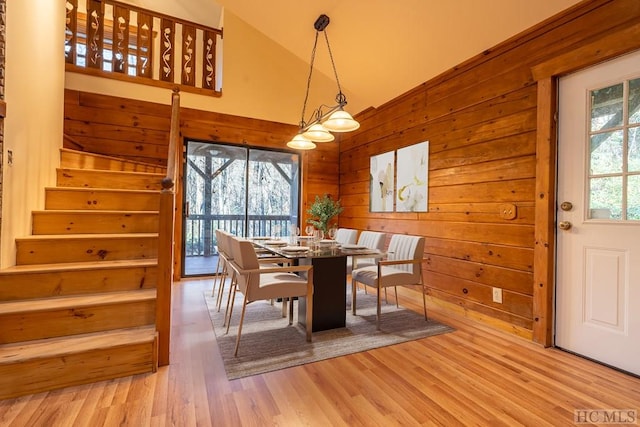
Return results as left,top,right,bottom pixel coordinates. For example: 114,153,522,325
118,0,223,28
1,1,65,267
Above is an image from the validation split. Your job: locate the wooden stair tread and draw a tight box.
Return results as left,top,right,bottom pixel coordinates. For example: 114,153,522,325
0,326,157,364
32,209,158,215
45,186,159,194
58,167,165,178
0,258,157,275
60,148,167,172
0,289,157,315
44,187,160,212
15,233,158,241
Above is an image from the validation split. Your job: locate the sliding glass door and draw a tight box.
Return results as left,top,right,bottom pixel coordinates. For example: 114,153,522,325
182,141,300,276
247,149,300,238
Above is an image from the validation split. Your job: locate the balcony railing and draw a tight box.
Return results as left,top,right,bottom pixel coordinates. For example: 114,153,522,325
185,214,296,257
65,0,223,97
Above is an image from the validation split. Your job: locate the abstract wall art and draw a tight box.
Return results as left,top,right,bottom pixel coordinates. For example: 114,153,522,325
396,141,429,212
369,150,395,212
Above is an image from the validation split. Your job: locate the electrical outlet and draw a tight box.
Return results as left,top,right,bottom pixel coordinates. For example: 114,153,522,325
492,287,503,304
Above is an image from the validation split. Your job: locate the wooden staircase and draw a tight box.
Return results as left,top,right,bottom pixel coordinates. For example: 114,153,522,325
0,148,166,399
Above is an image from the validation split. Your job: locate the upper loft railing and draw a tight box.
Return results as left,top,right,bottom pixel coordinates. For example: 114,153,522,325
65,0,223,97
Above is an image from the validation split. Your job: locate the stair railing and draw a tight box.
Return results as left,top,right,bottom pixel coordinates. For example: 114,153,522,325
65,0,223,97
157,88,180,366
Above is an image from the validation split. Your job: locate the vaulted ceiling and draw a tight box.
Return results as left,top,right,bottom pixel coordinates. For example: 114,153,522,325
214,0,582,113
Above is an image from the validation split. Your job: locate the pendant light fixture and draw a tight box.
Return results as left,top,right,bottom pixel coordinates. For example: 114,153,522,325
286,14,360,151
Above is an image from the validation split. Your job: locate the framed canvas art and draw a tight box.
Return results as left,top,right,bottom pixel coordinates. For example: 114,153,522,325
369,150,395,212
396,141,429,212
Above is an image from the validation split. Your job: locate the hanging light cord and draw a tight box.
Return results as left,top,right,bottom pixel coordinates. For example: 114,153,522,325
323,30,346,105
297,16,351,133
300,31,320,128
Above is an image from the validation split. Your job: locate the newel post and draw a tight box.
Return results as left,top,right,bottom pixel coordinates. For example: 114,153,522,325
156,89,180,366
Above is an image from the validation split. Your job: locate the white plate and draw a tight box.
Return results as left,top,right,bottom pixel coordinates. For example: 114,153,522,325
252,236,270,240
281,246,309,252
265,240,287,246
342,244,367,249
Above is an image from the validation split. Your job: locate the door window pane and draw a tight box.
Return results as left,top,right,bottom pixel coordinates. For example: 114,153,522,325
587,78,640,221
590,130,623,175
591,83,623,131
629,127,640,172
629,78,640,124
210,145,248,237
589,176,623,220
628,175,640,220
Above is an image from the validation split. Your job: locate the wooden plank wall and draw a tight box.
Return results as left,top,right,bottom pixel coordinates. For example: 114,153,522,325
63,88,339,217
63,89,340,277
338,0,640,340
64,90,172,167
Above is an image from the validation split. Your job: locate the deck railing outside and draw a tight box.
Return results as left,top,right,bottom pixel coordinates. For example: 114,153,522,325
65,0,223,97
185,215,296,257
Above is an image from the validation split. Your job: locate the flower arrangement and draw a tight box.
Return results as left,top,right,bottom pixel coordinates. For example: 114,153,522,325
306,194,344,235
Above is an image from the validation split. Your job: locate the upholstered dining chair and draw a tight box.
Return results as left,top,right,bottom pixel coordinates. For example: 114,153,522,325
213,230,234,311
215,230,259,314
346,230,387,275
225,237,314,356
211,229,225,296
221,235,290,326
346,230,387,297
351,233,427,330
334,228,358,245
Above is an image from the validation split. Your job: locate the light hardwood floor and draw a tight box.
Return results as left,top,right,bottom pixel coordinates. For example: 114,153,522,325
1,278,638,426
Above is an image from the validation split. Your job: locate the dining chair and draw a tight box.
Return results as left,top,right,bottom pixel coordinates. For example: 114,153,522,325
221,236,290,326
346,230,387,275
351,233,427,330
211,229,225,296
214,230,234,311
334,228,358,245
225,237,314,356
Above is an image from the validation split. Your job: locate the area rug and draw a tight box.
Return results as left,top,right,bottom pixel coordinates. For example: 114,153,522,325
204,288,454,380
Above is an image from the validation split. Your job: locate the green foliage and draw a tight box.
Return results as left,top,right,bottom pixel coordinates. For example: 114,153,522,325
306,194,344,234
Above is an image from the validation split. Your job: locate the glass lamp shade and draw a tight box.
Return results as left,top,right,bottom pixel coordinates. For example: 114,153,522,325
302,123,335,142
286,133,317,150
322,109,360,132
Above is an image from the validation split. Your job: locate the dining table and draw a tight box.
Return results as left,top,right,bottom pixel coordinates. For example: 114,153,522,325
252,237,382,332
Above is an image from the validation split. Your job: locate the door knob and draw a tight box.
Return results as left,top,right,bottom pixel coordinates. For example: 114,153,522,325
560,201,573,211
558,221,572,230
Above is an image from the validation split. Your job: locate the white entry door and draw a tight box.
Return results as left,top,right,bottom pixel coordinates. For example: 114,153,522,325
556,50,640,376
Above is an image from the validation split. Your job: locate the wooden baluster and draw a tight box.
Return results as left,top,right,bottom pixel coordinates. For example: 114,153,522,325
86,0,104,70
202,30,217,91
136,12,153,78
65,0,78,64
160,19,175,83
112,5,129,74
181,24,196,86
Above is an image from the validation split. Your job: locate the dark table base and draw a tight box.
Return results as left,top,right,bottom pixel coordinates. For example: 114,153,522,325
297,255,346,332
